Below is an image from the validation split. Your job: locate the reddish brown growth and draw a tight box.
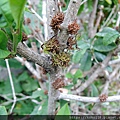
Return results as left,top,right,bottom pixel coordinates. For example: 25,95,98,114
50,12,64,31
22,32,28,42
44,90,48,95
26,18,31,25
68,20,80,34
58,2,66,7
67,37,76,50
99,94,108,102
52,78,65,89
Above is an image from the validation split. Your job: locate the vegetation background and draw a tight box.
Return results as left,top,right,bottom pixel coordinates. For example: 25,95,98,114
0,0,120,116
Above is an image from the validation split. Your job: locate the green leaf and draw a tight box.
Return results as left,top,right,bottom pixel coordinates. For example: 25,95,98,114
0,49,10,58
0,0,14,26
74,69,83,79
91,84,99,97
17,72,29,82
72,49,87,63
93,38,117,52
9,0,26,28
80,52,92,71
103,32,119,45
31,100,48,115
14,100,34,114
113,0,118,5
21,78,38,92
57,103,71,115
0,30,8,49
0,59,23,68
0,106,7,115
65,72,73,79
96,27,116,37
77,40,90,49
105,0,112,4
32,89,47,99
94,52,106,62
87,0,93,12
0,11,8,27
0,30,10,58
77,4,84,15
59,100,68,108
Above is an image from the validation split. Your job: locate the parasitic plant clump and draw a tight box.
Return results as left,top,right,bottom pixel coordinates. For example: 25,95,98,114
52,77,65,89
68,20,80,35
52,52,70,67
50,12,64,31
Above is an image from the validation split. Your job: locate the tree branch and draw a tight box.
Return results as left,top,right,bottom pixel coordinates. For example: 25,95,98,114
58,0,81,49
7,41,55,73
88,0,98,38
58,93,120,103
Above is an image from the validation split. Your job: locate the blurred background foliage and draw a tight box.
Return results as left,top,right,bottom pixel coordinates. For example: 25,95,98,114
0,0,120,115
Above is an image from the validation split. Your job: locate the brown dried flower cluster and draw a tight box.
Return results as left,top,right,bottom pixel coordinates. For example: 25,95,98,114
50,12,64,31
99,94,108,102
22,32,28,42
52,77,65,89
68,20,80,34
67,37,77,50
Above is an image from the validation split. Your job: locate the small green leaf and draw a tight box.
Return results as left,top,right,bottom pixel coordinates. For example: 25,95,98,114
74,69,83,79
66,72,73,79
9,0,26,28
0,30,8,49
80,52,92,71
17,72,29,81
105,0,112,4
57,103,71,115
22,78,38,92
94,52,106,62
31,100,48,115
0,49,10,58
32,89,47,99
0,12,8,27
72,49,87,63
77,4,84,15
91,84,99,97
77,40,90,49
0,30,10,58
93,38,117,52
0,106,7,115
87,0,93,12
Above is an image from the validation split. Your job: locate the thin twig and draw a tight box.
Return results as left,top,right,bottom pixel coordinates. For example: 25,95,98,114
80,0,87,5
88,0,98,38
5,59,17,114
101,5,116,30
58,93,120,103
42,0,48,41
27,0,45,24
